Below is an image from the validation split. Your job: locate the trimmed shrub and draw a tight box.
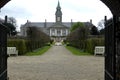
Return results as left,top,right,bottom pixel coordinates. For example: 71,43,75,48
7,37,50,55
67,26,89,49
85,38,104,54
17,40,27,55
50,40,54,44
45,43,51,46
7,39,27,55
85,39,94,54
66,33,104,55
7,27,51,55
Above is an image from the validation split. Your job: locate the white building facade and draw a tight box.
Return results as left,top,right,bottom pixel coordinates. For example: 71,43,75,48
20,1,93,41
20,1,71,41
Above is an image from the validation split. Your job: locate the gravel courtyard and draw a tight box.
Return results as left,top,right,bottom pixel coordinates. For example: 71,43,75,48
8,45,104,80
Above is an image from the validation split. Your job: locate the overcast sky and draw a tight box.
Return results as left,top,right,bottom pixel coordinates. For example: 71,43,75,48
0,0,112,31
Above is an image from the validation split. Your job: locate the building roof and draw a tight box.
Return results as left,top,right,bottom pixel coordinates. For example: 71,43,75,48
22,21,94,30
23,22,72,28
84,22,94,27
48,22,69,29
25,22,54,28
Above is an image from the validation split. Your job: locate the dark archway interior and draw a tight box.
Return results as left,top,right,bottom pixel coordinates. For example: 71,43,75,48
1,0,119,16
0,0,10,8
101,0,120,16
0,0,120,80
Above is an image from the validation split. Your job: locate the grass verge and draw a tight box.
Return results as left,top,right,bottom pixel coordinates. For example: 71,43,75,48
25,46,51,56
65,46,92,56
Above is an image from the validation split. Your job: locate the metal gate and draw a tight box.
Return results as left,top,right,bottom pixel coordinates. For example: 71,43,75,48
115,16,120,80
0,23,8,80
105,16,120,80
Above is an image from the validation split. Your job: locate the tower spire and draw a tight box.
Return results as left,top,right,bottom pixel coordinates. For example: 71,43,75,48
58,1,60,7
57,0,61,9
55,1,62,23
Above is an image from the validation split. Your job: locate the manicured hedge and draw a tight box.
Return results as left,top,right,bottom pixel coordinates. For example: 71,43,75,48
66,25,104,55
7,39,27,55
66,27,88,50
85,38,104,54
7,26,51,55
7,39,50,55
66,38,104,55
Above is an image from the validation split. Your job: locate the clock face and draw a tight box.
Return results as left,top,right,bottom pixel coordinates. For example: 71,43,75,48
57,17,60,21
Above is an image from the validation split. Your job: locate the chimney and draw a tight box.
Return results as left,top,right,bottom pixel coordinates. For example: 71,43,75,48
44,19,47,28
4,15,8,23
90,19,92,24
27,20,29,23
71,19,73,26
104,16,107,22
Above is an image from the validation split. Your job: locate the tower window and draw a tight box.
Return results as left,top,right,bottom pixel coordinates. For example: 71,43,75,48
57,17,60,21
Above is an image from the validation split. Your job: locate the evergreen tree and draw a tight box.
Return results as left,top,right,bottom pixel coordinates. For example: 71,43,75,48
99,28,105,35
90,26,99,35
70,22,85,32
3,23,17,36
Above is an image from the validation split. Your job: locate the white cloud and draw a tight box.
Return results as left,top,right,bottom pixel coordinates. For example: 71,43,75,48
0,0,112,31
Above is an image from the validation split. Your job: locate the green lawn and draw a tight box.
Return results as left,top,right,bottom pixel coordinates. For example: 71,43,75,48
65,46,91,56
25,46,51,56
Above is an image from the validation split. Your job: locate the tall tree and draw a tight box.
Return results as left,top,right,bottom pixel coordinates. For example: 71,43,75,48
97,19,105,30
90,26,99,35
27,26,50,51
70,22,85,32
3,23,17,36
8,17,17,27
67,24,89,49
99,28,105,35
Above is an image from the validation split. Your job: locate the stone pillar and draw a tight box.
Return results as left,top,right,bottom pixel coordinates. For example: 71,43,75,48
66,29,68,36
4,15,8,23
61,29,62,36
25,28,27,37
90,19,92,24
55,29,57,36
50,29,51,36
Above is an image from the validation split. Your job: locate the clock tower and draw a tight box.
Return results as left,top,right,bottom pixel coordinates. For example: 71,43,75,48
55,1,62,23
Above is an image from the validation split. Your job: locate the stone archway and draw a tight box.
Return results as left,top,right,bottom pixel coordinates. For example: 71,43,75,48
0,0,120,80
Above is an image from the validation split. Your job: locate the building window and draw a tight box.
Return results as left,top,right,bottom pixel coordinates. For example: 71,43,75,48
57,30,61,36
62,29,66,36
57,17,60,21
51,29,55,36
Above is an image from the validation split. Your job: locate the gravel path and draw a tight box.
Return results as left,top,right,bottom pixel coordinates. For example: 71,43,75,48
8,45,104,80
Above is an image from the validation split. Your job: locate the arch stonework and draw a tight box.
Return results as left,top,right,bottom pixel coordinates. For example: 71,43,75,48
101,0,120,16
0,0,10,9
0,0,120,15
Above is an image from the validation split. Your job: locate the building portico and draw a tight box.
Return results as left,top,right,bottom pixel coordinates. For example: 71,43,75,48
50,28,69,37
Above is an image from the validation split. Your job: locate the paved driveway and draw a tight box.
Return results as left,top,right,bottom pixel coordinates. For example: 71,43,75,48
8,45,104,80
